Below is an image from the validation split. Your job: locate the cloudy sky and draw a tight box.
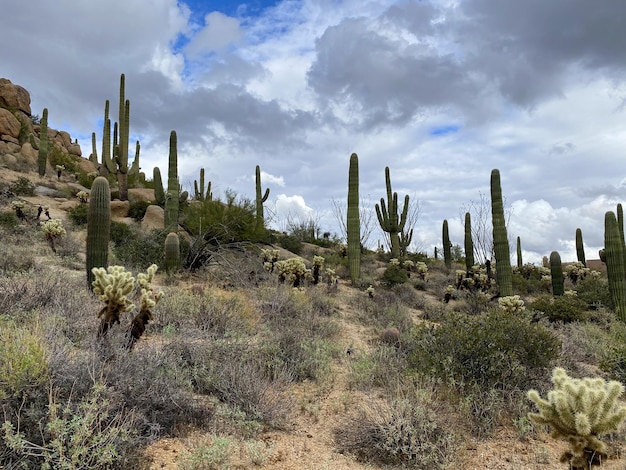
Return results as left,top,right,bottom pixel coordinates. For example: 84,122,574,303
3,0,626,263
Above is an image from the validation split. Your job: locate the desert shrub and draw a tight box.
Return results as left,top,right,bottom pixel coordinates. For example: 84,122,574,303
67,203,88,226
48,145,79,174
381,264,408,287
529,294,589,323
111,226,188,270
0,211,19,230
347,344,408,391
409,310,561,391
277,234,302,254
179,435,233,470
456,290,493,316
0,243,36,273
598,321,626,384
128,200,150,220
2,382,137,469
334,393,458,468
0,270,68,317
8,177,35,196
575,274,612,309
0,324,49,399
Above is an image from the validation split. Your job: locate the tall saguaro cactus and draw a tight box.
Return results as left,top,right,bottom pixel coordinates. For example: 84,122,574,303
375,166,409,258
255,165,270,232
549,251,564,296
347,153,361,282
516,236,523,268
575,228,586,267
194,168,212,201
464,212,474,271
442,219,452,269
86,177,111,290
164,131,180,233
605,211,626,321
490,169,513,296
37,108,49,176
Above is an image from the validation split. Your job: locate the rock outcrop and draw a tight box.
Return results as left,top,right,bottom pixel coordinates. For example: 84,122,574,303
0,78,83,171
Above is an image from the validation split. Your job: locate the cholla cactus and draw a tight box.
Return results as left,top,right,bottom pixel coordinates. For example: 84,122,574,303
325,267,338,287
41,219,66,253
498,295,525,314
261,248,280,273
11,200,26,220
275,258,310,288
312,255,325,285
444,285,455,303
76,190,89,203
528,367,626,469
403,259,414,271
91,264,164,347
366,285,375,298
389,258,401,267
416,261,428,280
564,262,591,285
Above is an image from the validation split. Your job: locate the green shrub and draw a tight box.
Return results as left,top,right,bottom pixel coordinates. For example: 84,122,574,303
48,146,79,174
110,225,189,270
529,294,589,323
575,274,612,309
67,203,88,226
409,310,561,391
8,177,35,196
277,234,302,254
179,435,232,470
0,211,19,230
381,264,408,287
128,200,151,220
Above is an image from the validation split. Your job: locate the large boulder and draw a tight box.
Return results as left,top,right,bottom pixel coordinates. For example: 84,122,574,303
0,78,31,115
110,200,130,219
0,108,21,139
141,204,164,230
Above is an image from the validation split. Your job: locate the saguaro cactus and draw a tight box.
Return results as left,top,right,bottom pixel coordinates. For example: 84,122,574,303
490,169,513,296
516,236,523,268
86,177,111,290
375,166,409,258
164,131,180,232
153,167,165,206
549,251,564,296
37,108,49,176
164,232,181,274
464,212,474,271
442,219,452,269
347,153,360,282
605,211,626,321
255,165,270,232
575,228,586,267
194,167,212,201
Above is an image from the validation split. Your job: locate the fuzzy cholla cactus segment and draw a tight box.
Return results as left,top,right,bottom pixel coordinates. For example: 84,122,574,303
498,295,525,314
92,265,135,313
41,219,66,239
528,367,626,469
137,264,164,311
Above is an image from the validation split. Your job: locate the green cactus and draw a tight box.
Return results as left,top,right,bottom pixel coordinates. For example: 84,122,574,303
375,166,409,258
86,177,111,290
153,167,165,206
89,132,98,165
516,236,523,268
575,228,586,267
400,227,413,257
442,219,452,269
164,131,180,232
464,212,474,271
129,140,140,176
255,165,270,232
37,108,49,176
193,167,212,201
100,100,114,177
605,211,626,321
549,251,564,296
347,153,360,282
490,169,513,297
164,232,181,274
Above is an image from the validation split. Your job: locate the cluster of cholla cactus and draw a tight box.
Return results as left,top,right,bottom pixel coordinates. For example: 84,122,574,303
416,261,428,280
41,219,66,253
76,190,89,203
92,264,163,349
498,295,525,314
528,367,626,469
365,285,375,298
455,264,492,291
275,257,310,288
564,261,592,285
312,255,325,285
443,285,455,303
261,248,280,273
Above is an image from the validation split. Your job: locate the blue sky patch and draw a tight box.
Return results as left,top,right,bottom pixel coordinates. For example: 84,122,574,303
429,124,461,136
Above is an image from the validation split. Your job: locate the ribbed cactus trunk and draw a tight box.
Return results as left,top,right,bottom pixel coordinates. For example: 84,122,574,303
605,211,626,321
442,219,451,269
86,177,111,290
164,232,181,274
89,132,98,165
153,167,165,206
375,167,408,258
516,236,522,268
347,153,360,282
490,169,513,296
618,203,626,269
164,131,179,233
117,74,130,201
575,228,586,267
255,165,270,232
464,212,474,271
37,108,48,176
549,251,564,296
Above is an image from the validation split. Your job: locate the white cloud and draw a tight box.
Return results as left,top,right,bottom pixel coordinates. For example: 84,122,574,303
185,12,242,56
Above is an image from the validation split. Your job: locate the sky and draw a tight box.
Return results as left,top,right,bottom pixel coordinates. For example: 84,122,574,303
3,0,626,264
